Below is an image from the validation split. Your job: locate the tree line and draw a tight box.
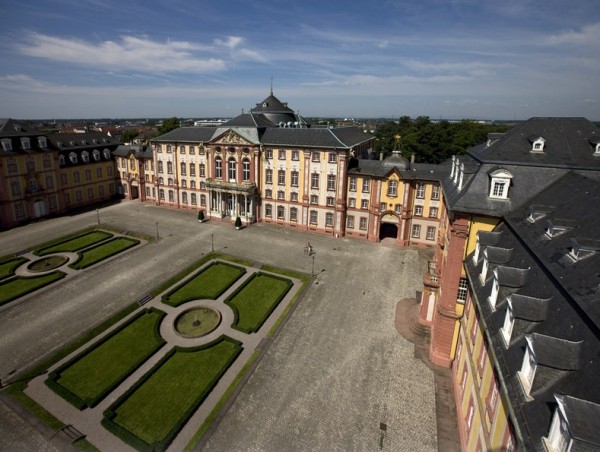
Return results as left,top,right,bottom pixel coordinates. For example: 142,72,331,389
372,116,512,164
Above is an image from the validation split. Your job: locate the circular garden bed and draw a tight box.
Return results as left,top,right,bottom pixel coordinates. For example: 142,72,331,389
174,307,221,338
27,255,69,272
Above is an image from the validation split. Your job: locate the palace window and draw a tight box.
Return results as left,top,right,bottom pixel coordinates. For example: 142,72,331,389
311,151,320,162
359,217,367,230
361,199,368,209
429,207,438,218
489,169,513,199
426,226,436,241
191,193,197,205
180,162,186,175
228,158,236,182
457,278,468,303
182,192,188,204
167,161,173,174
415,205,423,216
21,137,31,150
168,178,173,186
380,203,387,212
46,175,54,189
416,183,425,199
266,169,273,184
328,153,337,163
412,224,421,238
81,151,90,163
311,173,319,189
310,194,318,204
347,216,355,229
291,150,299,160
166,145,172,153
349,177,357,191
290,207,298,221
291,192,299,202
327,175,336,191
278,170,286,185
69,152,78,164
265,204,272,217
431,185,440,200
189,145,195,155
278,150,286,160
215,157,222,178
265,189,272,198
327,196,335,207
158,161,164,173
93,150,100,161
265,149,273,159
180,145,185,154
10,181,21,196
388,180,397,197
310,210,317,224
243,159,250,181
1,138,12,151
190,163,196,177
277,205,285,220
278,190,285,200
291,171,299,187
200,194,206,206
362,179,369,193
395,204,402,213
38,137,48,148
325,212,334,227
74,172,80,183
181,180,187,188
85,169,92,181
348,198,356,208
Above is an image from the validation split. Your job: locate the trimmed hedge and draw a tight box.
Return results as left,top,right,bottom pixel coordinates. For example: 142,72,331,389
35,231,113,256
0,271,66,306
0,256,28,280
102,336,243,451
45,308,166,409
69,237,140,270
225,272,293,333
162,261,246,307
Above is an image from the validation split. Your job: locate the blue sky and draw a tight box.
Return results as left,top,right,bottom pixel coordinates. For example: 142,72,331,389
1,0,599,120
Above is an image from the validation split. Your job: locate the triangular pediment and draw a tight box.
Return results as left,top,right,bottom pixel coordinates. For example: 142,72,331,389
212,129,254,146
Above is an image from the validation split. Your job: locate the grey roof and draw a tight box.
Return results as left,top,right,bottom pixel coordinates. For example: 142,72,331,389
464,172,600,449
469,117,600,169
114,144,153,159
348,158,442,181
559,395,600,448
152,127,215,143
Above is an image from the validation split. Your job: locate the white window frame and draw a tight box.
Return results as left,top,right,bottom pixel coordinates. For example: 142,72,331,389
489,270,500,310
518,336,537,398
544,396,572,452
489,169,513,199
388,180,397,197
501,298,515,347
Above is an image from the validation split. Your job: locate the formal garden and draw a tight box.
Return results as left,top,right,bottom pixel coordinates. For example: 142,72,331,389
0,228,142,306
4,229,308,451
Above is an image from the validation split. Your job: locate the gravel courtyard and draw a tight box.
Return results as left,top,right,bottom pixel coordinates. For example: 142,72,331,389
0,201,437,451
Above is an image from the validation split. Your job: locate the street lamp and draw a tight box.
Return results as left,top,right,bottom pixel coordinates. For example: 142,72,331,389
156,221,159,240
211,233,214,253
96,208,100,225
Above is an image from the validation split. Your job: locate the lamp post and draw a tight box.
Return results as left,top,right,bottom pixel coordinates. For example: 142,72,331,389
96,208,100,225
156,221,159,240
211,233,214,253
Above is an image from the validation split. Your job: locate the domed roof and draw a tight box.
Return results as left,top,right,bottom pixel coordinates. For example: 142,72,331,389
382,150,409,170
250,90,305,127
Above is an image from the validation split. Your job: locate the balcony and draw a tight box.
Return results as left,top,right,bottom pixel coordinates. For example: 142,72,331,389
423,260,440,288
204,179,256,195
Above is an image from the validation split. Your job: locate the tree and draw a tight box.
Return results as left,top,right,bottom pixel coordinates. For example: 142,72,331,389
121,129,139,144
157,117,180,135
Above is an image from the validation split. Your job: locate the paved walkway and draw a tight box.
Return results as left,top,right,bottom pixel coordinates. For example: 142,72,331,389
0,201,454,451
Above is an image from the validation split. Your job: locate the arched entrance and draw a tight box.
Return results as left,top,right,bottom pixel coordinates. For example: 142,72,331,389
379,222,398,240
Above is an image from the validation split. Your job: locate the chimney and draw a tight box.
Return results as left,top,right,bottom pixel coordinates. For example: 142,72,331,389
380,152,384,161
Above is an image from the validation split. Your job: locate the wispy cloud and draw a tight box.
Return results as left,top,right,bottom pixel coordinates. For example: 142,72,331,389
546,22,600,47
17,32,227,73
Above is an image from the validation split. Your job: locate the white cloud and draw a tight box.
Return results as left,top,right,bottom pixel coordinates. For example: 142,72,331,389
17,33,227,73
546,22,600,47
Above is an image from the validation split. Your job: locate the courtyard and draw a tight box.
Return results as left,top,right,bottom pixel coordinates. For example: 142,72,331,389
0,201,439,451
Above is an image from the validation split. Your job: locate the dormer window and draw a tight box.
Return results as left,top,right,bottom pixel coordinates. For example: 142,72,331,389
590,139,600,156
103,149,111,159
545,220,571,238
69,140,75,146
488,270,500,309
21,138,31,150
544,396,600,452
38,137,47,148
518,336,537,398
530,136,546,153
93,149,101,161
568,238,600,261
480,250,489,284
472,239,481,264
527,205,552,223
501,298,515,347
544,395,572,452
93,139,99,144
59,155,65,166
489,169,513,199
1,139,12,151
69,152,78,164
81,151,90,163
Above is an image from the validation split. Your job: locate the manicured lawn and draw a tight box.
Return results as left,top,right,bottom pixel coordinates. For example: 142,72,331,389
70,237,140,270
47,309,166,409
35,231,113,256
104,337,242,450
0,257,28,280
0,272,66,306
163,262,246,307
226,273,293,333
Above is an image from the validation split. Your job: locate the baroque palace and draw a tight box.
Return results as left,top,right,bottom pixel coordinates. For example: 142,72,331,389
2,93,600,451
115,91,444,246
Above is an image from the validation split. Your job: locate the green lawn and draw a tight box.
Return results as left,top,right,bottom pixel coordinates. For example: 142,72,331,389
35,231,113,256
0,257,28,280
163,262,246,307
70,237,139,270
104,337,242,450
0,272,66,306
226,273,293,333
47,309,166,408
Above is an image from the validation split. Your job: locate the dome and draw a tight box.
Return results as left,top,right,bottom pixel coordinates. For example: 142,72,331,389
382,150,409,170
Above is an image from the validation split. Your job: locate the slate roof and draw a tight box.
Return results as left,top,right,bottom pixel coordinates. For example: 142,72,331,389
348,157,442,181
0,119,53,156
469,117,600,169
464,172,600,450
114,144,153,159
442,118,600,217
